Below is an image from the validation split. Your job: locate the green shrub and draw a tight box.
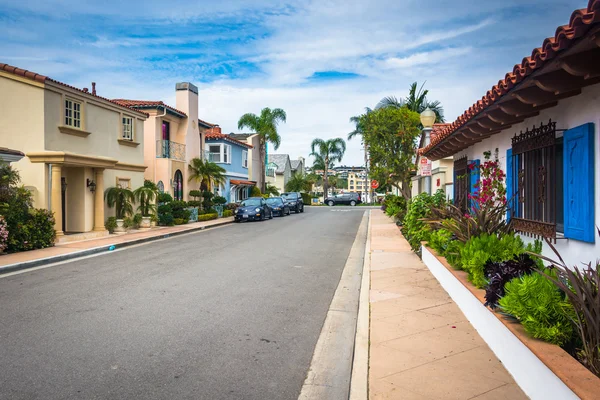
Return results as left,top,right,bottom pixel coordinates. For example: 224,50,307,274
226,203,238,211
250,186,262,197
173,218,187,225
123,216,133,229
8,208,57,252
202,191,214,209
401,190,446,253
187,200,202,208
158,213,174,226
157,192,173,203
223,210,233,217
213,196,227,205
105,217,117,233
445,240,465,269
428,229,452,255
198,213,218,221
170,201,191,221
301,192,311,205
144,179,158,190
499,270,576,346
132,213,143,229
157,204,172,214
189,190,202,199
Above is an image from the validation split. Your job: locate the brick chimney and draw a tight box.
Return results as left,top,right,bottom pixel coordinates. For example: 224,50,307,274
91,82,96,95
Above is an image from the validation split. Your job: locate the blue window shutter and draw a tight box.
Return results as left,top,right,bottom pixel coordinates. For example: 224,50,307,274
469,159,480,209
506,149,513,222
563,123,595,243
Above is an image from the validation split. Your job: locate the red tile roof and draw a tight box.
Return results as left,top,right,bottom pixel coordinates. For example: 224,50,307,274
112,99,187,117
230,179,256,186
0,63,148,117
420,0,600,157
205,132,253,148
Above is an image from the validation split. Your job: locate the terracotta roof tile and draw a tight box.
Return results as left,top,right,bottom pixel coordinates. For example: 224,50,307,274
420,0,600,156
112,99,187,117
230,179,256,185
1,62,148,117
205,132,253,149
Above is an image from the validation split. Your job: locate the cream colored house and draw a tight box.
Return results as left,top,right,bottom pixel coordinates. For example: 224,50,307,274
266,154,291,194
0,63,148,239
114,82,213,201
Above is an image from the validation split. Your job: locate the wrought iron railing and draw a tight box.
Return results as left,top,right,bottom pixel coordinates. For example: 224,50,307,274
156,140,186,161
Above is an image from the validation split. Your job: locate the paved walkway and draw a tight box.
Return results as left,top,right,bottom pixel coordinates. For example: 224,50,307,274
0,217,234,269
368,212,527,400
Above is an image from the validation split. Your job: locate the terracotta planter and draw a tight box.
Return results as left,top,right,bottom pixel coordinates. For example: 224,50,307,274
114,219,126,233
141,216,151,229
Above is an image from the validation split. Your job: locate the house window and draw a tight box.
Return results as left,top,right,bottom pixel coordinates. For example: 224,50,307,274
208,143,232,164
122,116,134,140
453,156,469,212
510,120,563,240
65,99,82,128
224,144,231,164
242,150,248,168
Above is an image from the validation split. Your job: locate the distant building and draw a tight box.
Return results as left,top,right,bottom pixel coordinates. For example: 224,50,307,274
290,157,305,176
228,133,264,190
266,154,291,194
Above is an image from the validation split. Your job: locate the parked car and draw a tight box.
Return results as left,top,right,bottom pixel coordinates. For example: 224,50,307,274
266,197,290,217
234,197,273,222
281,192,304,213
325,192,362,206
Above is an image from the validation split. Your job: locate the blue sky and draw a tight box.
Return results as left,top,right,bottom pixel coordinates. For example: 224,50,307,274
0,0,581,165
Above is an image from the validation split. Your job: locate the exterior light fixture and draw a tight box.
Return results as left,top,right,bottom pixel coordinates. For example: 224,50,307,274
420,107,436,128
61,179,68,192
86,178,97,193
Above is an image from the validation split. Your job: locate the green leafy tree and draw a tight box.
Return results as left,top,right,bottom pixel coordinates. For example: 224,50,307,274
285,172,313,193
133,185,157,217
376,82,445,123
105,186,134,220
310,138,346,199
265,183,280,196
237,107,287,192
361,107,421,200
188,157,226,191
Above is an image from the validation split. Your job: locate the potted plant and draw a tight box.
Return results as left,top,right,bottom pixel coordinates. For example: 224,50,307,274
134,182,157,229
104,186,134,233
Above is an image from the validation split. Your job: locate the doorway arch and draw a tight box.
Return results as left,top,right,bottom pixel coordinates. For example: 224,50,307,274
174,170,183,201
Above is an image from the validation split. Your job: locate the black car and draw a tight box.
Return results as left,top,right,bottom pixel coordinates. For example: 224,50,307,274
234,197,273,222
325,192,362,206
266,197,290,217
281,192,304,213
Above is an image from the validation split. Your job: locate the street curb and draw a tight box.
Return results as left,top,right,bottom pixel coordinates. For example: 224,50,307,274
349,210,371,400
298,211,368,400
0,219,234,276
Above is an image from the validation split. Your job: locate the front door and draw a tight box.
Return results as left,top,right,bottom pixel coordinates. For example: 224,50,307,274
174,170,183,201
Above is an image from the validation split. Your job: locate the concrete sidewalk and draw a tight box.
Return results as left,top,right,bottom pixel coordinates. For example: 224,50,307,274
0,217,234,272
368,212,527,400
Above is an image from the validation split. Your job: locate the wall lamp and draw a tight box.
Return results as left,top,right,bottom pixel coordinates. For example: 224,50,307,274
86,179,97,193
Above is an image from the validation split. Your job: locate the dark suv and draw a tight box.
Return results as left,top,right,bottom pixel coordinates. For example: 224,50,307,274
325,192,362,206
281,192,305,213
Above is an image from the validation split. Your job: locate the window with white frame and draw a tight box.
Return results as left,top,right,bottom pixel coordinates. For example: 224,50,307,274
208,143,232,164
122,116,134,140
242,150,248,168
64,99,82,128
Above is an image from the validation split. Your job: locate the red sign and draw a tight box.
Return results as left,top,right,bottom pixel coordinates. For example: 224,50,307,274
420,157,432,176
371,180,379,189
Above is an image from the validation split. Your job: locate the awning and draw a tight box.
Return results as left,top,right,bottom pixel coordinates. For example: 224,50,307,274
230,179,256,186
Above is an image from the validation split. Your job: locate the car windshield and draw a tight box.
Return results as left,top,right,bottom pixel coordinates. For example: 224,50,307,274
266,198,283,205
241,199,262,207
282,193,298,199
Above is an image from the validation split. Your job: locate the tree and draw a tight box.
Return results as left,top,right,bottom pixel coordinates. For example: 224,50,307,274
105,186,134,220
361,107,422,200
349,108,373,202
265,183,280,196
285,172,313,193
133,185,157,217
376,82,445,123
237,107,287,192
188,157,226,192
310,138,346,199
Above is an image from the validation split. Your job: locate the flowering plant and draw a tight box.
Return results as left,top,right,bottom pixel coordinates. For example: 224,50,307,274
0,216,8,253
468,149,506,209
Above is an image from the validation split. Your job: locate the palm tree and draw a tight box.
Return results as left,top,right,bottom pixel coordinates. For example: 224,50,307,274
105,186,134,220
376,82,445,122
188,157,226,192
285,172,313,193
238,107,287,192
310,138,346,199
348,109,372,202
133,186,157,217
265,183,280,197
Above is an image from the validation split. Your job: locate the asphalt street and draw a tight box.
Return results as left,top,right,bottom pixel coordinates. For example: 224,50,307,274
0,207,368,400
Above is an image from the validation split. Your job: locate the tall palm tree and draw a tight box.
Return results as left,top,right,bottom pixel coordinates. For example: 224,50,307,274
348,109,372,202
237,107,287,192
310,138,346,199
188,157,226,192
376,82,445,122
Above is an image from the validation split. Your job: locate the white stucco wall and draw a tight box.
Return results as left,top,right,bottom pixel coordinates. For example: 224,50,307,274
456,83,600,267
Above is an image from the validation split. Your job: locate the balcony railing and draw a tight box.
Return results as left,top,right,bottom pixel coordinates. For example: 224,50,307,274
156,140,186,161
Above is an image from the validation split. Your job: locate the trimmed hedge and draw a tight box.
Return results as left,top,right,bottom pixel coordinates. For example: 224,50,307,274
223,210,233,217
198,213,218,221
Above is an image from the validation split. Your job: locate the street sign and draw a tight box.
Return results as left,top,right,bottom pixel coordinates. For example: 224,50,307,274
371,180,379,189
420,157,432,176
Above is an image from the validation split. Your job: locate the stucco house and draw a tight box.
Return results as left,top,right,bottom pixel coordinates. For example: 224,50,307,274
205,127,254,203
114,82,215,201
228,133,264,190
290,157,305,176
419,2,600,266
266,154,291,194
0,62,148,240
413,123,454,199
